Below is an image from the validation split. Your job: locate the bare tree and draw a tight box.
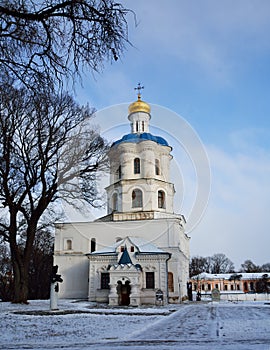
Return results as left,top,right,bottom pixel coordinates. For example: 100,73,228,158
261,263,270,272
209,253,235,274
189,256,208,277
190,253,234,276
240,260,261,273
0,0,132,88
0,83,108,303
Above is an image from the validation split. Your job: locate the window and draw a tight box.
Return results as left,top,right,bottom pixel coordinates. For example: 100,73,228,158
117,165,122,179
237,284,240,290
155,159,160,175
224,285,228,291
208,284,211,291
101,273,110,289
91,238,96,253
66,239,72,250
168,272,174,292
231,285,234,290
134,158,140,174
112,193,118,211
120,246,125,252
146,272,155,289
136,121,139,132
142,121,145,132
132,189,143,208
215,284,218,289
243,282,248,291
250,282,254,291
201,284,205,291
130,246,134,252
158,190,165,209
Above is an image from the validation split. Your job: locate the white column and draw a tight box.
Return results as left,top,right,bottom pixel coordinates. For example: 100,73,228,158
50,282,59,310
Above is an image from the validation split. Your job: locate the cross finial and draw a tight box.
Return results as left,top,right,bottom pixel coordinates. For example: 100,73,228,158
134,82,144,99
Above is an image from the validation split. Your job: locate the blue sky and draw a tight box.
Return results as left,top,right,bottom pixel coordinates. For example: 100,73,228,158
73,0,270,269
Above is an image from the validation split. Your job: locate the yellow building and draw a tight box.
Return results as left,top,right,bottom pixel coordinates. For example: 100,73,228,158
190,272,270,294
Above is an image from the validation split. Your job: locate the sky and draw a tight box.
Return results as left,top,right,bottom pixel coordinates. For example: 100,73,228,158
71,0,270,270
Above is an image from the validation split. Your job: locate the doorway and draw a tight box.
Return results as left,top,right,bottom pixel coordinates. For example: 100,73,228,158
117,280,131,306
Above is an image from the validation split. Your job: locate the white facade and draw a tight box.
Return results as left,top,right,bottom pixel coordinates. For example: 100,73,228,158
54,94,190,305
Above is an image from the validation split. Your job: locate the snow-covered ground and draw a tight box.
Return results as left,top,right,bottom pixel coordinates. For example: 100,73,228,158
1,299,270,349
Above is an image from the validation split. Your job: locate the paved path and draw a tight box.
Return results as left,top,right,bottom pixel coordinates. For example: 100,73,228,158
124,303,270,349
91,303,270,350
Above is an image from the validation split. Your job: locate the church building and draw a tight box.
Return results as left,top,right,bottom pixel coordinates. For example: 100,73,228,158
54,88,190,306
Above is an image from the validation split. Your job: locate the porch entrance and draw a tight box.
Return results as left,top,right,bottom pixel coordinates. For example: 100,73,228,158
117,280,131,306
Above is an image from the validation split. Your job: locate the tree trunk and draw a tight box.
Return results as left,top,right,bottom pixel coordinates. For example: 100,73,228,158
12,257,29,304
8,209,30,303
10,218,39,303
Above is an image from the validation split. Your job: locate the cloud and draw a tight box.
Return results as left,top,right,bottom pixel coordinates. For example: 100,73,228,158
127,0,270,83
191,137,270,269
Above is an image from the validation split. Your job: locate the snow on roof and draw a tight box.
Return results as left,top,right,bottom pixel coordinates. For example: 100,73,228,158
191,272,270,280
129,237,167,253
90,236,167,255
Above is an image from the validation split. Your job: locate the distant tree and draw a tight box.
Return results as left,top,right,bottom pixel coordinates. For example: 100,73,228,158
260,263,270,272
255,274,270,293
0,84,108,303
240,260,261,273
0,243,13,301
189,253,234,276
229,273,242,290
0,229,54,301
189,256,208,277
0,0,132,88
209,253,235,274
28,229,54,300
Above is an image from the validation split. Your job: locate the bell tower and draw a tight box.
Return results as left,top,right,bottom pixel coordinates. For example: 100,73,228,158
105,85,176,220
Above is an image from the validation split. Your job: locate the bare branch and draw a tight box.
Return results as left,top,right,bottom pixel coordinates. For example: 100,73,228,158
0,0,133,88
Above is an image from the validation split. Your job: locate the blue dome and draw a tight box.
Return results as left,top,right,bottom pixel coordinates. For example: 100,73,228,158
112,132,169,147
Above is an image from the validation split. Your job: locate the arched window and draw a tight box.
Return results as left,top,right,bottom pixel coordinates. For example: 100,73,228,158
158,190,165,208
91,238,96,253
117,165,122,179
155,159,160,175
142,121,145,132
136,121,139,132
112,193,118,211
168,272,174,292
134,158,140,174
66,239,72,250
132,189,143,208
250,282,254,291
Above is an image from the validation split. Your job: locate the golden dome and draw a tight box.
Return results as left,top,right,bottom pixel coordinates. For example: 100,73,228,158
128,96,151,115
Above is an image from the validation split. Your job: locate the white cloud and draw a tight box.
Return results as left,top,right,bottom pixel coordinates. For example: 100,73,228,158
191,140,270,269
126,0,270,83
